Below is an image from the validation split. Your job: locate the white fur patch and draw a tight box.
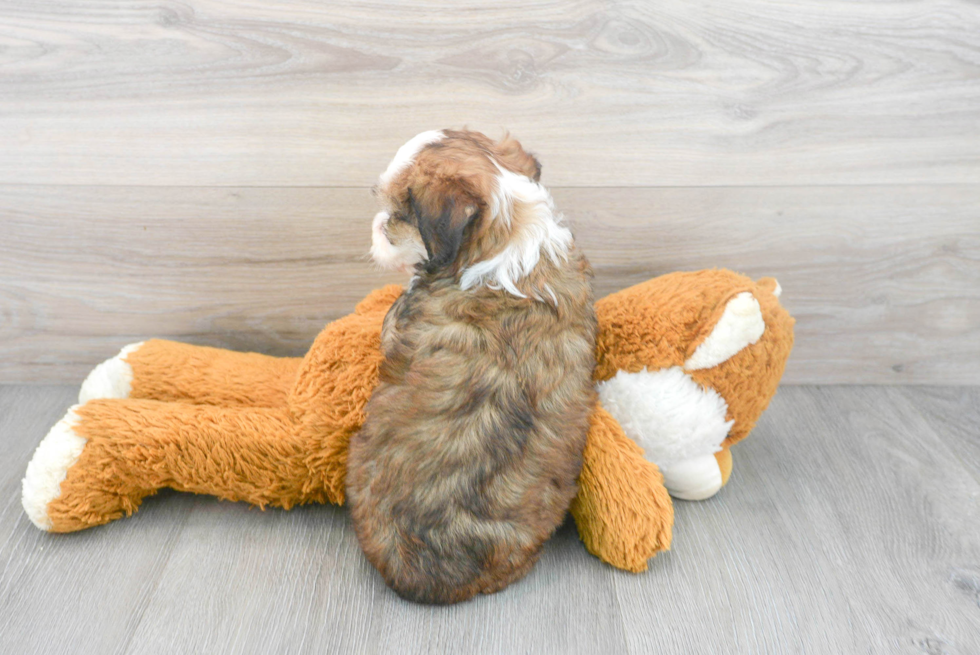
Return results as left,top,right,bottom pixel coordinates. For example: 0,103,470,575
661,454,724,501
378,130,444,187
598,367,732,470
22,406,87,531
773,279,782,298
370,211,428,274
684,292,765,371
459,163,572,300
78,342,143,404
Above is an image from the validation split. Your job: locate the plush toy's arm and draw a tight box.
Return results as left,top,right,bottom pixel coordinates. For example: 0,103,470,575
25,284,405,533
79,339,304,408
571,403,673,572
77,285,406,409
593,270,794,501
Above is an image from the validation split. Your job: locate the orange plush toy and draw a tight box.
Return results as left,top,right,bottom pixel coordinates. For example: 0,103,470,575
22,269,793,573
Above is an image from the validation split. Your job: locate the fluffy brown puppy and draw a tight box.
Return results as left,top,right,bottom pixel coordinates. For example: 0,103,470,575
347,129,597,604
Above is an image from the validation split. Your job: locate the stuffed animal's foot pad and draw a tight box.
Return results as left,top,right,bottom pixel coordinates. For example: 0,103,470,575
660,454,724,500
21,406,87,531
79,342,144,403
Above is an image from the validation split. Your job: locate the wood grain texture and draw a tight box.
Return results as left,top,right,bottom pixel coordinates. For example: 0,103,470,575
0,386,195,655
895,386,980,486
0,0,978,186
612,385,980,653
2,184,978,384
2,385,979,653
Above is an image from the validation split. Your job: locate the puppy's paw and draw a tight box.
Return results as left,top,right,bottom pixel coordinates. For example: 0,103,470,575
79,342,144,403
22,406,86,531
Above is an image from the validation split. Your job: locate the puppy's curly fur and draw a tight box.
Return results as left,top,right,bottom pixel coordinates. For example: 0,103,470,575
347,130,597,604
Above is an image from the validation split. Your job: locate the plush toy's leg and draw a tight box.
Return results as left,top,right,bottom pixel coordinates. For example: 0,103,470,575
80,339,303,407
21,399,320,532
571,404,673,573
715,445,733,486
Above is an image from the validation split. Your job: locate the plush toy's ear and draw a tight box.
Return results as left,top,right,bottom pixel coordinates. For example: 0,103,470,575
408,186,477,273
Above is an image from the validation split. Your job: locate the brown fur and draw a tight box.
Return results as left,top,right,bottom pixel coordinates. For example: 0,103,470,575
376,131,547,284
348,131,597,604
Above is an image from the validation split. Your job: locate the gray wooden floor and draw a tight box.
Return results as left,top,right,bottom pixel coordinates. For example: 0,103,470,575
1,385,978,654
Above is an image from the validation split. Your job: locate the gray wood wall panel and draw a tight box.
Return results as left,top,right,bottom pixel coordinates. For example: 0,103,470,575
0,0,978,186
2,185,977,384
1,0,978,384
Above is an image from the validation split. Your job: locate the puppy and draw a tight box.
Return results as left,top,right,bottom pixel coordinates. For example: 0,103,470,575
347,129,597,604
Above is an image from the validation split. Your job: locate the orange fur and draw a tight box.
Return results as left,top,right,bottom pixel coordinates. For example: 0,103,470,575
595,270,795,449
26,273,793,573
569,405,673,572
129,340,302,407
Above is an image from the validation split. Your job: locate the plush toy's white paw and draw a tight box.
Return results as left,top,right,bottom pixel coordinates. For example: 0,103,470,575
660,454,724,501
599,367,732,465
22,406,87,531
684,292,765,371
79,342,143,404
598,367,732,500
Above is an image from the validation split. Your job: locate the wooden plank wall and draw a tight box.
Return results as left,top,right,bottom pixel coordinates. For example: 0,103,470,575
1,0,978,384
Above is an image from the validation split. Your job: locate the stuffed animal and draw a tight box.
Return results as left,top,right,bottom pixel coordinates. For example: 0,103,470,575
21,269,793,573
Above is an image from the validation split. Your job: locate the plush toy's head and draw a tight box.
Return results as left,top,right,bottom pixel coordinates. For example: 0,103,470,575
595,270,793,445
589,270,794,502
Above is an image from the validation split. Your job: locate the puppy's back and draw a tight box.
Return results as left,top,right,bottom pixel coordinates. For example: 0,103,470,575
347,256,596,604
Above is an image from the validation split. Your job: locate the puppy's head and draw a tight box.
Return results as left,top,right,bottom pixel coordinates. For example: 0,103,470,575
370,129,545,277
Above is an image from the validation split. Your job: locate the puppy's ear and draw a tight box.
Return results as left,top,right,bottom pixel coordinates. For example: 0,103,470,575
523,154,542,182
492,134,542,181
408,187,476,272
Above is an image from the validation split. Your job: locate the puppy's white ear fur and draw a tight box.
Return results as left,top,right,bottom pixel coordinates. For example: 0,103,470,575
459,163,572,299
